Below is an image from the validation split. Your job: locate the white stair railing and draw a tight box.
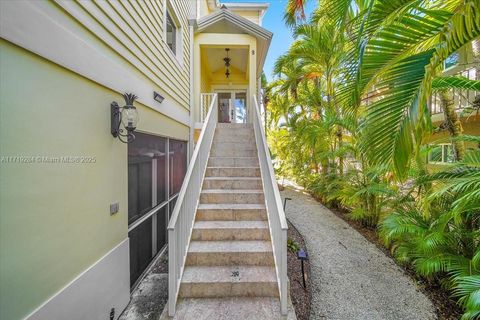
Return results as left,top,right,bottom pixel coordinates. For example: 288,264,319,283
252,95,288,315
200,93,216,122
167,94,218,316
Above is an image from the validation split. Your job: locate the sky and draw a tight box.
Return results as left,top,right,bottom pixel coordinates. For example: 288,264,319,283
224,0,317,81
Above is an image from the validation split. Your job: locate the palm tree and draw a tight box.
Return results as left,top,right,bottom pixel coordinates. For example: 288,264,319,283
274,1,480,318
431,75,480,161
341,0,480,177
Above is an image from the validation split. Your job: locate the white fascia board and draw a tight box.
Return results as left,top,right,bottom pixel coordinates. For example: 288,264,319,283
222,3,270,11
197,10,273,40
196,9,273,75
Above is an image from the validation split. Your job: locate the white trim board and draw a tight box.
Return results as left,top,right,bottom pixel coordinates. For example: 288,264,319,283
0,1,189,126
196,8,272,74
25,239,130,320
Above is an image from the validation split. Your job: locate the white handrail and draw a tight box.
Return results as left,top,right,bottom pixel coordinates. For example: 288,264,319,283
200,93,216,122
252,95,288,315
167,93,218,316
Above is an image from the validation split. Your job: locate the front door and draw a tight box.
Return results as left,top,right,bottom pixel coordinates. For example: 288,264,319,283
217,92,231,123
217,91,247,123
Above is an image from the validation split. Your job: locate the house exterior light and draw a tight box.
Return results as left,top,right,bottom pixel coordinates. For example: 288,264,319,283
224,48,231,78
297,248,309,288
154,91,165,103
111,93,139,143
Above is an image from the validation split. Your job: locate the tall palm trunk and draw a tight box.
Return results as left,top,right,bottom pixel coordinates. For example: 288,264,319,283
326,68,344,175
337,129,344,175
440,90,465,161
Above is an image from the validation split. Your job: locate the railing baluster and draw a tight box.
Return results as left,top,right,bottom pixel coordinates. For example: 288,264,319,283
251,95,288,316
168,94,217,317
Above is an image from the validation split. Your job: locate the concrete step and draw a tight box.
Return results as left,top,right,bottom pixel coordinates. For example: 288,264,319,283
203,177,263,190
200,190,264,204
205,167,260,178
179,266,278,298
165,297,293,320
213,131,255,141
186,241,274,266
211,142,257,151
192,221,270,241
211,149,257,157
196,204,267,221
217,122,253,130
208,157,259,167
214,128,254,137
213,134,255,143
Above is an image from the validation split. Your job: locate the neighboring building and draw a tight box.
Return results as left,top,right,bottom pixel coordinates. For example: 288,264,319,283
426,40,480,169
1,1,287,320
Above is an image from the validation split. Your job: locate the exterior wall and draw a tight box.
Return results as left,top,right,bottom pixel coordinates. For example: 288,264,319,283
425,40,479,171
425,115,480,172
442,41,479,76
200,55,212,93
229,10,261,25
425,117,480,146
197,2,265,26
0,0,193,319
0,0,193,125
198,0,212,17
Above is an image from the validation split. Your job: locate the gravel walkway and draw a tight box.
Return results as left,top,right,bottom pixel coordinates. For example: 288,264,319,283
281,187,436,320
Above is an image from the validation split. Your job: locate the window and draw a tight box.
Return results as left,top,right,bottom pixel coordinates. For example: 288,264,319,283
428,144,455,164
127,133,187,287
444,52,459,70
166,11,177,54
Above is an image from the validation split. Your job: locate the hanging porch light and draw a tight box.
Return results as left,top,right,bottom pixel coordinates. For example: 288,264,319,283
224,48,231,78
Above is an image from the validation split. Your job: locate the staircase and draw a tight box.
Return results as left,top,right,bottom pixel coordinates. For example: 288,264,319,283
172,123,279,318
168,95,288,319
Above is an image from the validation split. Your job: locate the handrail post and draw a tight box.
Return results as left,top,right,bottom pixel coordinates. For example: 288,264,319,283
280,229,288,315
168,228,176,316
251,95,288,316
168,93,217,316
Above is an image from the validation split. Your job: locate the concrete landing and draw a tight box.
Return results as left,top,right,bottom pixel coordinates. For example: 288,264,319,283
159,297,297,320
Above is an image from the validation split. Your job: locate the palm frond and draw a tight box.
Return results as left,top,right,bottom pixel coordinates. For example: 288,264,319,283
432,76,480,91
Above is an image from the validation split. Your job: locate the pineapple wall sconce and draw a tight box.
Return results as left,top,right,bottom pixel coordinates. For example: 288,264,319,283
111,93,140,143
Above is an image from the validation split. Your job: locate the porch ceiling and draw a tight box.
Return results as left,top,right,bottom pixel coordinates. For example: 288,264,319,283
202,47,248,73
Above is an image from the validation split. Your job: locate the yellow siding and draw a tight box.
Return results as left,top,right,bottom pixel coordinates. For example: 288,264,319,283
0,0,195,317
426,118,480,147
0,39,188,320
200,53,211,93
425,117,480,172
198,0,211,17
55,0,192,109
230,10,261,25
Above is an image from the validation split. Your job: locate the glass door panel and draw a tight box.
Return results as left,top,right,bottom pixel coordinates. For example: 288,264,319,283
217,93,231,123
233,92,247,123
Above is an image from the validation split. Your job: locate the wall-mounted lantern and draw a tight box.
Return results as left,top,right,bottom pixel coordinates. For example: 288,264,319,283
111,93,139,143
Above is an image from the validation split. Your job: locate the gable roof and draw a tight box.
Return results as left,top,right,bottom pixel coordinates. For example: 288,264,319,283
196,9,273,77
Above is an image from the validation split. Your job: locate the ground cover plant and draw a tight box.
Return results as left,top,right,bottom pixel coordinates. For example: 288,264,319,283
267,0,480,318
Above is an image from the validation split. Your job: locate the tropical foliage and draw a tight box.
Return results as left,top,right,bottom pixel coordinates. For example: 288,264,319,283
269,0,480,318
